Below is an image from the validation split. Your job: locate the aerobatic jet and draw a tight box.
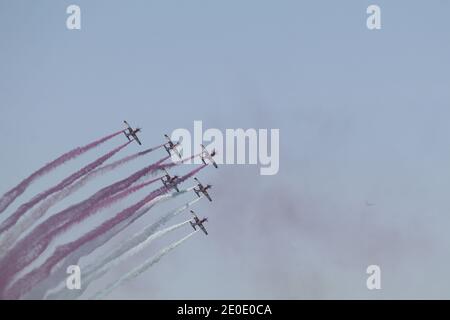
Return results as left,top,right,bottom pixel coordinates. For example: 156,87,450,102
200,144,218,168
163,134,182,158
160,168,180,192
190,210,208,235
123,120,142,145
193,177,212,202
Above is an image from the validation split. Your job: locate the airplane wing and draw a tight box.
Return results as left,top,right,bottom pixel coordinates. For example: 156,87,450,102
123,120,131,129
203,190,212,202
201,144,208,156
135,137,142,145
164,134,172,143
172,147,182,158
211,159,218,168
199,224,208,235
132,134,142,145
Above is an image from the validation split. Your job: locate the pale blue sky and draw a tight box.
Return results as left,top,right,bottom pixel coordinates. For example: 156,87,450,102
1,0,450,299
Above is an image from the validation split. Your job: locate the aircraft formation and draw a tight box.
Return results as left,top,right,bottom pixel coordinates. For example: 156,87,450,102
0,122,221,299
123,120,216,235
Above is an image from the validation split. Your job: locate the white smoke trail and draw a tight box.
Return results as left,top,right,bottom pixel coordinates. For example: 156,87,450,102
39,189,197,300
136,196,202,234
45,197,200,300
84,197,201,281
62,220,190,300
91,230,198,300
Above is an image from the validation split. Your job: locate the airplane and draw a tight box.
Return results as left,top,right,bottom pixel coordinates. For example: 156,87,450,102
200,144,218,168
365,200,375,207
163,134,182,158
160,168,180,192
193,177,212,202
123,120,142,145
190,210,208,235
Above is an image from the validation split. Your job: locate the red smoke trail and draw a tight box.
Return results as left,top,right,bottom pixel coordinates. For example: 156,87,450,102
25,191,180,299
27,144,164,221
106,143,164,167
0,145,164,258
3,165,206,299
0,176,162,285
0,156,173,292
0,141,132,235
0,130,123,215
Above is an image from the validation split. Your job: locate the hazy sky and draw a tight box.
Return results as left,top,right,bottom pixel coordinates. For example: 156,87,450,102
1,0,450,299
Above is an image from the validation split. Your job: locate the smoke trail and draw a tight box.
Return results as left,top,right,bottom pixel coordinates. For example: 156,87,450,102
93,230,198,300
0,130,123,215
2,165,206,299
50,219,192,299
0,175,162,287
0,156,173,291
0,141,132,235
92,219,192,282
136,197,202,235
0,146,162,258
46,197,201,299
36,187,198,299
